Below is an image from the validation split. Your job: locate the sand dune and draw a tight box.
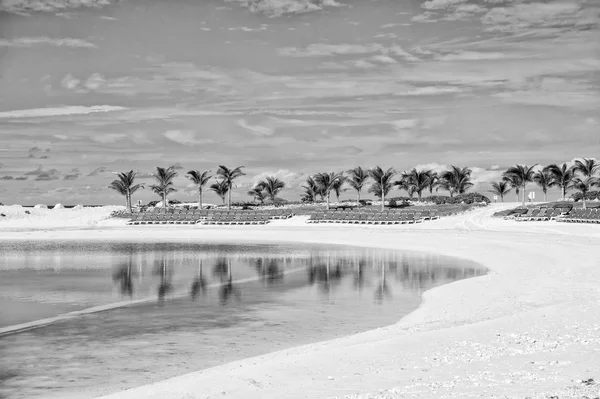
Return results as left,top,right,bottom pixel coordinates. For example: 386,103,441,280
1,204,599,398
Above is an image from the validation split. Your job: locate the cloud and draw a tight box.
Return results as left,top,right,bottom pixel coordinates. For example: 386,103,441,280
170,162,184,170
0,105,127,119
0,0,111,15
60,74,81,90
422,0,468,10
87,167,107,176
91,133,127,144
84,73,105,90
470,166,504,186
279,43,384,57
250,169,306,189
227,0,345,17
237,119,275,136
164,130,213,145
24,166,61,181
481,2,596,34
63,168,81,180
0,37,96,48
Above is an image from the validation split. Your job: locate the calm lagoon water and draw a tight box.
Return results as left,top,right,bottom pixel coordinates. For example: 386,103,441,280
0,241,484,399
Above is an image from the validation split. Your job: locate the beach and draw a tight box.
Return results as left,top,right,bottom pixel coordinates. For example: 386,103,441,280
1,204,599,399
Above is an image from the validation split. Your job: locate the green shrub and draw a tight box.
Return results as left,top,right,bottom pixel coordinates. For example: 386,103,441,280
570,191,600,201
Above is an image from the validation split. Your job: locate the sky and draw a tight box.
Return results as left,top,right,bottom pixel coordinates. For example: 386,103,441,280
0,0,599,205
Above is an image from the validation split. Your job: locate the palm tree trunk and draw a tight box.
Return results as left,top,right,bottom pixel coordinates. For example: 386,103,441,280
163,192,167,209
227,186,231,210
562,186,566,201
544,192,547,202
522,183,526,206
126,191,131,213
198,189,202,209
381,191,385,212
326,192,330,210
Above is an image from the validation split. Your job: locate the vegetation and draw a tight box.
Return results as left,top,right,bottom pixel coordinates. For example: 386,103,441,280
532,170,553,202
346,166,369,206
216,165,245,210
400,168,432,200
543,163,574,200
149,166,177,208
247,186,266,204
502,164,537,205
257,176,286,203
210,180,229,204
186,169,212,210
313,172,345,210
108,170,144,212
368,167,396,212
488,181,511,202
438,166,473,197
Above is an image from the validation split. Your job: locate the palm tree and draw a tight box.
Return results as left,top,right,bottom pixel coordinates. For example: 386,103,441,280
331,176,347,202
439,166,473,198
396,176,416,198
216,165,245,210
149,166,178,208
502,174,522,203
488,181,511,202
573,158,600,179
313,172,345,210
502,164,537,205
301,176,321,203
108,170,144,212
401,169,432,200
367,166,396,211
346,166,370,206
543,163,574,201
571,177,600,209
186,170,212,209
210,179,229,204
258,176,286,203
427,172,439,195
572,158,600,209
532,170,553,202
247,186,266,204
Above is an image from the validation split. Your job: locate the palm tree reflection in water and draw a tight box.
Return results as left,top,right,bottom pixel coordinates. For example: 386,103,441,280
213,258,241,306
190,259,207,301
112,257,136,297
374,262,392,304
254,257,284,285
153,258,173,304
308,255,344,299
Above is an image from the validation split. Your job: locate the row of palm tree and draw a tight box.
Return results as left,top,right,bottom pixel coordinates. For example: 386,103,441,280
489,158,600,208
302,166,473,211
110,164,476,212
109,159,599,212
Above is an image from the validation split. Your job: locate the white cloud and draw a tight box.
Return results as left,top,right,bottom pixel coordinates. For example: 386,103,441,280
470,166,504,186
91,133,126,144
250,169,306,189
422,0,468,10
0,105,126,119
0,37,96,48
237,119,275,136
389,119,419,130
279,43,384,57
226,0,345,17
163,130,212,145
84,73,105,90
0,0,111,15
61,74,80,90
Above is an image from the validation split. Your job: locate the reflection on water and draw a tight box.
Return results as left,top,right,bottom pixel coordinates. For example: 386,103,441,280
0,242,485,399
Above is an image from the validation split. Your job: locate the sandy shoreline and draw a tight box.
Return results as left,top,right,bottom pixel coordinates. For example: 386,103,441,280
1,204,599,398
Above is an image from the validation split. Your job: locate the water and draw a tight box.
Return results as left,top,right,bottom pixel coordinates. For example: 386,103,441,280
0,241,485,399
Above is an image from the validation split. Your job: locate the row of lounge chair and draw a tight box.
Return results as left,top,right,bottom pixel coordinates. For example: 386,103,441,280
127,210,293,225
503,206,600,223
556,208,600,223
306,210,439,224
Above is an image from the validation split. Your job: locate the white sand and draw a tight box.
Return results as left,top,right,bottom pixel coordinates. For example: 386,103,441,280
1,204,599,399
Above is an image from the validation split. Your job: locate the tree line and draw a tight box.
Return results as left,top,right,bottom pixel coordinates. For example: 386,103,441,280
109,158,600,212
489,158,600,208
